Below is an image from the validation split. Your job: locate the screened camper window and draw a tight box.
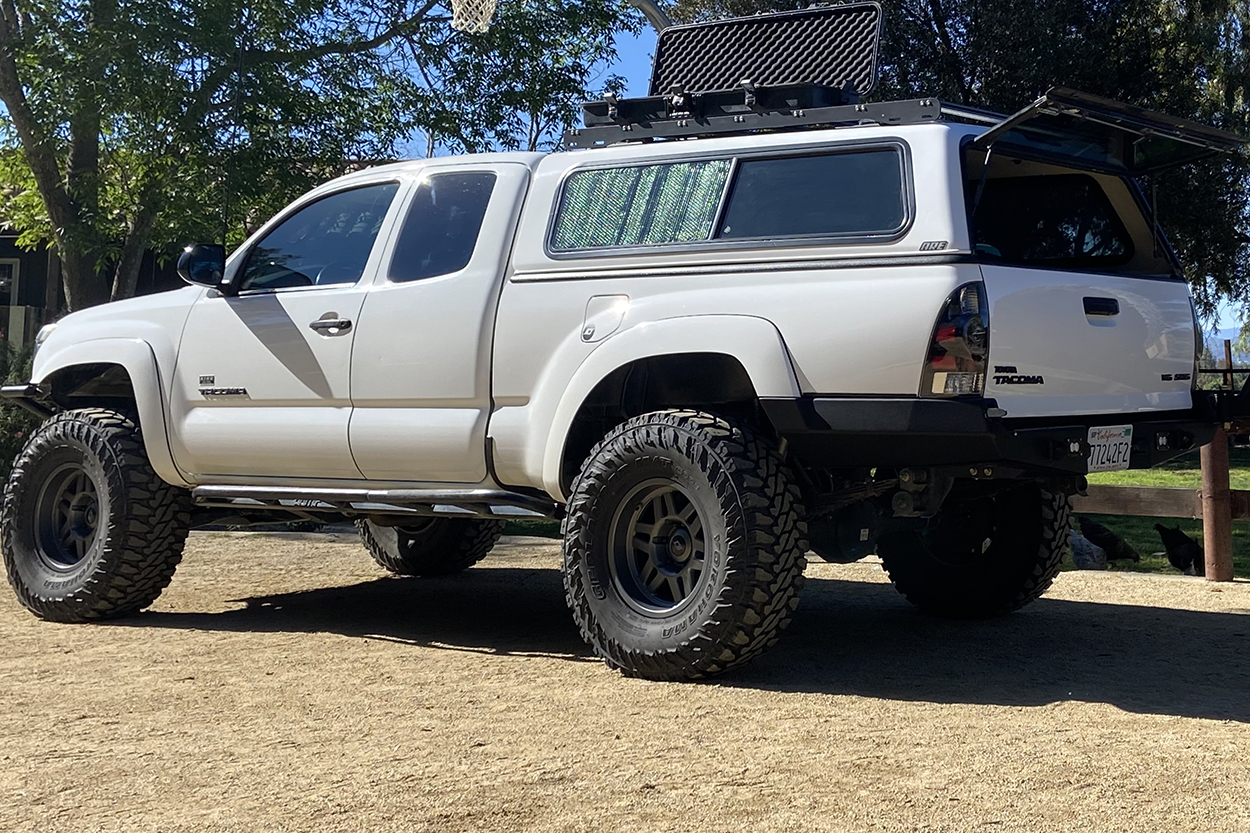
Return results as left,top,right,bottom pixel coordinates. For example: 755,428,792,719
550,160,731,251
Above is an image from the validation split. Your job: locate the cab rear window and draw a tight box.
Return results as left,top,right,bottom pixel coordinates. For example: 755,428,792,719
969,174,1133,267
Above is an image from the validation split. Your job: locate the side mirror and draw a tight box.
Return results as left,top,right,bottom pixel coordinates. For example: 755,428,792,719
176,244,227,290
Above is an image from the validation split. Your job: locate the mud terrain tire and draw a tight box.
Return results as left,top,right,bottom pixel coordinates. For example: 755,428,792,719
2,408,193,622
877,484,1071,619
358,518,505,577
562,410,808,681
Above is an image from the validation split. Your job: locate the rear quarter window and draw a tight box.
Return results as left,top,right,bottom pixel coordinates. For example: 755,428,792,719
548,147,910,254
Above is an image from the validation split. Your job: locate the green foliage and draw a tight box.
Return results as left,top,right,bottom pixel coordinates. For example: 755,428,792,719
410,0,639,154
670,0,1250,311
0,0,638,304
0,342,38,480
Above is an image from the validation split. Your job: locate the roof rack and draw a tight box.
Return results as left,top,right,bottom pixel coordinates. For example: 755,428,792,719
565,95,1005,150
564,4,1002,150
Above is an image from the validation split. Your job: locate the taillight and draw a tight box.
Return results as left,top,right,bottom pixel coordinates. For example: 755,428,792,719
921,282,989,397
1190,297,1202,390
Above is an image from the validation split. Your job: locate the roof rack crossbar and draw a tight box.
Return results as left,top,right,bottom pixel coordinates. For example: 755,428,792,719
937,102,1005,126
565,97,944,150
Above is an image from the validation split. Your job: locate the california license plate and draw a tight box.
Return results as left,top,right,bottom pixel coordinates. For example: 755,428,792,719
1087,425,1133,472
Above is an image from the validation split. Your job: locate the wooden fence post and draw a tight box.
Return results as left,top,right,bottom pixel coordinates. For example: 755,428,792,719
1201,425,1235,581
1202,337,1236,582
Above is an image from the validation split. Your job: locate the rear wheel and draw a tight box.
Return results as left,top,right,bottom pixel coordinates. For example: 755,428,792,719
877,483,1070,618
2,409,193,622
357,517,504,577
562,410,807,681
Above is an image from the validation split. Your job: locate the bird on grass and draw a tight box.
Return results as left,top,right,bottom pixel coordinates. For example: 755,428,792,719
1077,517,1142,563
1068,529,1107,570
1154,524,1205,577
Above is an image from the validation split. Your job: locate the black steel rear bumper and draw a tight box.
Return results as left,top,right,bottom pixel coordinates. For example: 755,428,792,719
761,392,1238,476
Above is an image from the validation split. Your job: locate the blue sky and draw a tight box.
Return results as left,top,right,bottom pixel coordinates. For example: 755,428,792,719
609,27,659,97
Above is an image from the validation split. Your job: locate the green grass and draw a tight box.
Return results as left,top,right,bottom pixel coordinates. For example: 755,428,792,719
1080,444,1249,577
502,519,561,539
1086,445,1250,490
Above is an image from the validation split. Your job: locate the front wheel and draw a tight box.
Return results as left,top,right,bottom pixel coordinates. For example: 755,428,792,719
2,409,193,622
562,410,808,681
877,483,1071,618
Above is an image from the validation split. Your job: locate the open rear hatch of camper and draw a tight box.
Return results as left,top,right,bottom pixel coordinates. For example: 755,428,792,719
969,87,1245,173
965,89,1246,428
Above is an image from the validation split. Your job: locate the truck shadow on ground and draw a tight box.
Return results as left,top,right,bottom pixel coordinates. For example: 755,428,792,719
122,567,1250,723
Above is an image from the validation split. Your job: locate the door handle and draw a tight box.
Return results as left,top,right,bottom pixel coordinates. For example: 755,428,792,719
1083,297,1120,317
309,317,353,335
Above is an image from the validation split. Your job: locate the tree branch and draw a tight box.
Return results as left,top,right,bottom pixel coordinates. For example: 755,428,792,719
189,0,441,126
247,0,441,66
926,0,970,103
0,0,20,37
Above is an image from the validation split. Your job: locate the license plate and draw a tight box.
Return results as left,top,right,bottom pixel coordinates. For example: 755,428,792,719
1087,425,1133,472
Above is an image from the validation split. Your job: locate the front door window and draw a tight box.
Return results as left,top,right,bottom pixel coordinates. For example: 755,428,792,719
240,183,400,292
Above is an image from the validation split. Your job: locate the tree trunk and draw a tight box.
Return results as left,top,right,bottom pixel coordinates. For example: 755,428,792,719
110,198,160,302
57,242,109,310
0,11,109,311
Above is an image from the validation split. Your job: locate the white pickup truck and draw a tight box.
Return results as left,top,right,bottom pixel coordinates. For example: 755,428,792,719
3,8,1246,680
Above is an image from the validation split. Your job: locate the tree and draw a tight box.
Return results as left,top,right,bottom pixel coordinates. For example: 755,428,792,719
0,0,635,310
407,1,632,154
669,0,1250,315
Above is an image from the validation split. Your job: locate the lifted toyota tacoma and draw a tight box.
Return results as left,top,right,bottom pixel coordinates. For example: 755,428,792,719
3,5,1246,680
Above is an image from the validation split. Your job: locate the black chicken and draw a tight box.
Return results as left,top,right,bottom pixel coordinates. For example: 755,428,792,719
1154,524,1205,576
1077,517,1141,562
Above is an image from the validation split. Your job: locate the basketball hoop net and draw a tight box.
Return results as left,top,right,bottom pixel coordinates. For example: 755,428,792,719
449,0,667,37
450,0,498,33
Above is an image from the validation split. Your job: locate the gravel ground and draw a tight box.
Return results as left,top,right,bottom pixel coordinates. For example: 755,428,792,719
3,531,1250,833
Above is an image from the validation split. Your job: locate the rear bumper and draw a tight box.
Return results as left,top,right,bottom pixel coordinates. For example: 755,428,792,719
761,394,1223,475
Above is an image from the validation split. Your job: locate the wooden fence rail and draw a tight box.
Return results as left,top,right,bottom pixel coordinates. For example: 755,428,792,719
1071,484,1250,520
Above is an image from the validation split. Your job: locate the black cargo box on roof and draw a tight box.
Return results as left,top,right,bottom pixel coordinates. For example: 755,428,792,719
648,3,883,98
568,3,898,149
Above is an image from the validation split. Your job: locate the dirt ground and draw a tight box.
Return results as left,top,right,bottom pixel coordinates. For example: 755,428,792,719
3,532,1250,833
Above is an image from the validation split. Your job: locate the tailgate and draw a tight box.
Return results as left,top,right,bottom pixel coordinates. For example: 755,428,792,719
981,265,1196,417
